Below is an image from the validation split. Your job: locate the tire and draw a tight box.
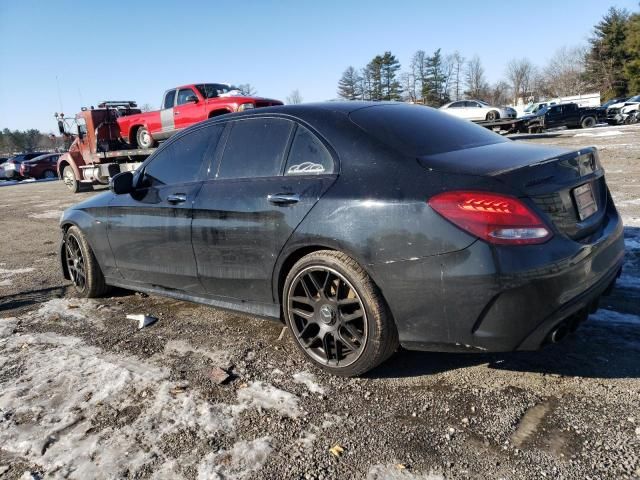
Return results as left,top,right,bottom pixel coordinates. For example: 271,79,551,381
63,165,80,193
41,169,56,179
136,127,157,149
581,116,596,129
63,226,110,298
486,111,499,121
283,250,399,376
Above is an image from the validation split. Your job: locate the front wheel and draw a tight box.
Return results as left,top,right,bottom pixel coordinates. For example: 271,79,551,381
63,165,80,193
136,127,157,149
64,226,110,298
42,169,56,179
283,250,399,376
581,116,596,129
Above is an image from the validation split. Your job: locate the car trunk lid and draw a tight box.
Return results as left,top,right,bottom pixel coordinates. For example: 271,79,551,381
419,142,608,241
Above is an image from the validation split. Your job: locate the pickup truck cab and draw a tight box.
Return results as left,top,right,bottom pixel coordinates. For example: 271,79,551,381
523,103,600,131
117,83,283,148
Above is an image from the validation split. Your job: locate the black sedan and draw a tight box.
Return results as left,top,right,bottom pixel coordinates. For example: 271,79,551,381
59,102,624,376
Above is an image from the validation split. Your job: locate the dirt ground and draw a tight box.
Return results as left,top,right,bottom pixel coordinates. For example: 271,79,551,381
1,124,639,480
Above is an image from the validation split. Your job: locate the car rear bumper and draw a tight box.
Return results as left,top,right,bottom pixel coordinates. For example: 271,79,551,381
370,204,625,352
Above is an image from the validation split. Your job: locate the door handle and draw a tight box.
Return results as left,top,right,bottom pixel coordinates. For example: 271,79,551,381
174,111,180,115
267,193,300,205
167,193,187,204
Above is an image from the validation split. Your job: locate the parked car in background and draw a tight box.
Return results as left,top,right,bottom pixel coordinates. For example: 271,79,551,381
522,103,600,131
520,100,559,117
606,95,640,124
19,153,61,179
440,100,516,121
0,152,50,179
59,102,623,376
116,83,283,148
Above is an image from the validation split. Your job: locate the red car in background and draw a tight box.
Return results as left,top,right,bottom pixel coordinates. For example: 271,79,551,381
19,153,61,179
117,83,283,148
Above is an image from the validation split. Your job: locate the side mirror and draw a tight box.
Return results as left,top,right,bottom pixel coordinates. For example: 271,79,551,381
186,95,198,103
110,171,134,195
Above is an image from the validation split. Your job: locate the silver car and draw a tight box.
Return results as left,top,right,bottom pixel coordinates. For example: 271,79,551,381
440,100,517,121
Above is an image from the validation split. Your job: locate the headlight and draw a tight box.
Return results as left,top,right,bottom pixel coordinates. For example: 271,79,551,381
237,103,255,111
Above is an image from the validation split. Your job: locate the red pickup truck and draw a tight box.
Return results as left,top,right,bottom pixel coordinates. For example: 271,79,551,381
117,83,282,148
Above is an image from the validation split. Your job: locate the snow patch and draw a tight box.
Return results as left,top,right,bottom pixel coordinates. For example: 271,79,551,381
0,266,34,278
0,278,12,287
164,339,230,367
235,381,301,418
591,309,640,325
367,464,445,479
34,298,102,323
28,210,63,219
293,371,325,394
574,130,625,137
197,437,272,480
0,317,17,337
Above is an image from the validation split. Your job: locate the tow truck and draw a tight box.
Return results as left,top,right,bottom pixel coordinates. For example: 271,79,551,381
55,101,155,192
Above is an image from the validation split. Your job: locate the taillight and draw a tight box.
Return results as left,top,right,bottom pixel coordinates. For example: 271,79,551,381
428,191,552,245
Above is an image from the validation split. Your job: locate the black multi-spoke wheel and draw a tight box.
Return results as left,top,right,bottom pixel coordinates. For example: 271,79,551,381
63,226,110,298
283,250,399,376
65,234,87,292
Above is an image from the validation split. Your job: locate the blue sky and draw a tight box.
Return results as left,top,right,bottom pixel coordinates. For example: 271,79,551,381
1,0,638,132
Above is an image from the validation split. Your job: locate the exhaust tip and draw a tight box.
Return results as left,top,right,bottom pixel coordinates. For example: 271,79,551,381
548,323,569,344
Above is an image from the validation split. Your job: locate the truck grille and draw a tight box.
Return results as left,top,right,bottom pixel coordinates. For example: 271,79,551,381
532,177,607,240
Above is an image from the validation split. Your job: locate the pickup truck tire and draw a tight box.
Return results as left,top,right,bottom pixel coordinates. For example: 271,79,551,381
581,116,596,129
486,111,499,121
64,226,111,298
136,127,157,149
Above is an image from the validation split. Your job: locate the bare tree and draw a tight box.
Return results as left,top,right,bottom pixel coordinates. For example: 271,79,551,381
286,89,303,105
140,103,154,112
238,83,258,96
506,58,535,105
464,55,489,100
488,81,512,106
543,46,591,97
400,72,417,103
450,51,465,101
410,50,427,102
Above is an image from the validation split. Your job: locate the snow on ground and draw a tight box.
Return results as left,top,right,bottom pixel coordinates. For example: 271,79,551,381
0,266,35,287
28,209,64,219
366,464,445,479
293,371,325,394
0,301,304,479
574,130,625,138
591,309,640,325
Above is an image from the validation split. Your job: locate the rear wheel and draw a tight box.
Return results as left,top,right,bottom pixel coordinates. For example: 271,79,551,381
581,116,596,129
64,226,110,298
486,111,500,121
283,250,399,376
136,127,157,149
42,169,56,179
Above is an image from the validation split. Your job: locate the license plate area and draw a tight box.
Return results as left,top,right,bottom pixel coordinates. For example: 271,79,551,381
573,182,598,221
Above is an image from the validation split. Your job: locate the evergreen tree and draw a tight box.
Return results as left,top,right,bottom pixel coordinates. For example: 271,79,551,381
337,66,362,100
424,49,450,106
585,7,631,99
624,12,640,94
366,55,384,100
380,51,402,100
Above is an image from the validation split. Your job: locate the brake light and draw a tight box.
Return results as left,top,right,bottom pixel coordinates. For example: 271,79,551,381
428,191,551,245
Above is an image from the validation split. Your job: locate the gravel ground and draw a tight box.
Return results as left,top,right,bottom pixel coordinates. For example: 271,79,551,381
1,124,639,480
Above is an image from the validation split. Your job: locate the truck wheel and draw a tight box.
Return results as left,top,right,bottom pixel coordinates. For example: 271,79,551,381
136,127,157,149
63,166,80,193
581,116,596,129
486,111,500,121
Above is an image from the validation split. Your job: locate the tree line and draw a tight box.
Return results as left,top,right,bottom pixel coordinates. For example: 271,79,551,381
338,6,639,106
0,128,63,155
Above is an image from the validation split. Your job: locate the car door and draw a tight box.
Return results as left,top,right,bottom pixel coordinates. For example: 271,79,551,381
544,105,562,128
159,89,177,137
445,101,465,118
192,117,338,305
174,87,206,130
107,124,222,292
466,101,484,120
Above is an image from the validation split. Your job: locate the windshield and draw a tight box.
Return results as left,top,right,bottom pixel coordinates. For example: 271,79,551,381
477,100,490,106
195,83,242,99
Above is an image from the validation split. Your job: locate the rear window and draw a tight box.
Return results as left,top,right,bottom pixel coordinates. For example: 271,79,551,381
349,104,506,157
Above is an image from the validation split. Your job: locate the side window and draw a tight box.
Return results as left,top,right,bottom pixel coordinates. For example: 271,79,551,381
163,90,176,109
217,118,293,179
144,125,223,185
449,101,463,108
285,126,333,176
177,88,197,105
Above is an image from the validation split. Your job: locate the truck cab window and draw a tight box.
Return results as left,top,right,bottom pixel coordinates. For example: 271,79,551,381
163,90,176,110
177,89,197,105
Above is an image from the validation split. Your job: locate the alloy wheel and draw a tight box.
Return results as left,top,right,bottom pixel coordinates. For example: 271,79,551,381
287,266,368,367
65,234,87,292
